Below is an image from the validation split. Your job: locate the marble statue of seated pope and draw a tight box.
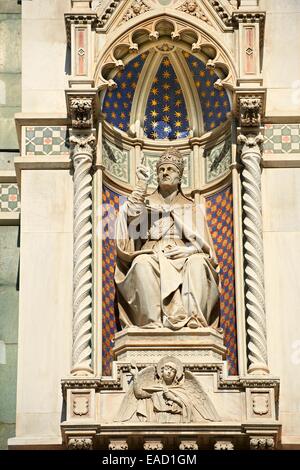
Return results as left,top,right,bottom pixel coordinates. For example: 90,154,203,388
114,148,220,330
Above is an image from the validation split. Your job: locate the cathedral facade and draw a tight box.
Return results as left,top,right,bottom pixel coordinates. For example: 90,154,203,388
0,0,300,450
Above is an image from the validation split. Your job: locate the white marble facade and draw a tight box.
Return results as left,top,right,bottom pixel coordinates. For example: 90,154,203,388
4,0,300,449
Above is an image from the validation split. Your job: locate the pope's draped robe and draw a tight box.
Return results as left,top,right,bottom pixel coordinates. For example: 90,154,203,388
114,184,220,330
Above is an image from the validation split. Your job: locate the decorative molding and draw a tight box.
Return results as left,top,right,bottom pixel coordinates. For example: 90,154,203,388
238,133,269,375
65,13,98,45
70,98,93,129
97,1,121,28
207,0,233,27
249,437,275,450
70,132,96,376
214,440,234,450
120,0,150,25
68,437,93,450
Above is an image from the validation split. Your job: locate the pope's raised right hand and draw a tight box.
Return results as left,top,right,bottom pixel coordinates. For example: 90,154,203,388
136,164,150,183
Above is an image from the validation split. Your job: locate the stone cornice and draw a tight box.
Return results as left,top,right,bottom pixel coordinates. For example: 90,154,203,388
65,12,98,45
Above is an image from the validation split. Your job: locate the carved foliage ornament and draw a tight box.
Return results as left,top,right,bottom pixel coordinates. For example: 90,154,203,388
177,1,211,24
68,437,93,450
252,394,269,416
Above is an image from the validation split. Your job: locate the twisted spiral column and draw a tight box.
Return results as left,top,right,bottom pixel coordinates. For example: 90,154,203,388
70,134,95,376
239,133,269,375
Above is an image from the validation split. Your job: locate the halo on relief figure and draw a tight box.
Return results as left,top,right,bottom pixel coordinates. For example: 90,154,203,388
157,355,184,381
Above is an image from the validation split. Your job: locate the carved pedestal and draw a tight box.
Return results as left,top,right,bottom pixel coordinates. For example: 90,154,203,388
113,327,227,365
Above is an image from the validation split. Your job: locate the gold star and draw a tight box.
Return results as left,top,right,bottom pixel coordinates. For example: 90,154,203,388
127,71,133,79
195,80,201,88
108,91,113,98
126,92,132,99
223,101,228,107
151,131,158,139
200,70,205,77
141,53,147,60
151,110,158,117
208,111,213,118
113,102,119,109
119,123,124,129
163,105,170,112
214,101,220,108
131,82,137,89
121,82,127,89
175,120,182,128
217,112,222,118
153,77,158,83
152,121,158,128
163,94,170,101
192,61,198,68
210,90,215,97
117,92,122,99
175,89,182,95
162,115,170,122
206,80,211,87
151,87,158,95
201,91,206,97
104,101,110,108
210,122,216,129
120,112,126,119
111,112,116,119
175,111,181,118
123,102,129,109
163,71,170,79
133,61,140,68
206,100,211,108
151,99,158,106
162,83,170,90
183,51,190,58
175,100,182,107
163,58,170,67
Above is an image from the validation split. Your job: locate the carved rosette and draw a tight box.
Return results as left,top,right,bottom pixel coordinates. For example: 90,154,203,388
238,133,269,375
70,133,95,376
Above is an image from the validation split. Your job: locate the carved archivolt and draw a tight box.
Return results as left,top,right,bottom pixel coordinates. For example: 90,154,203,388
94,14,237,94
